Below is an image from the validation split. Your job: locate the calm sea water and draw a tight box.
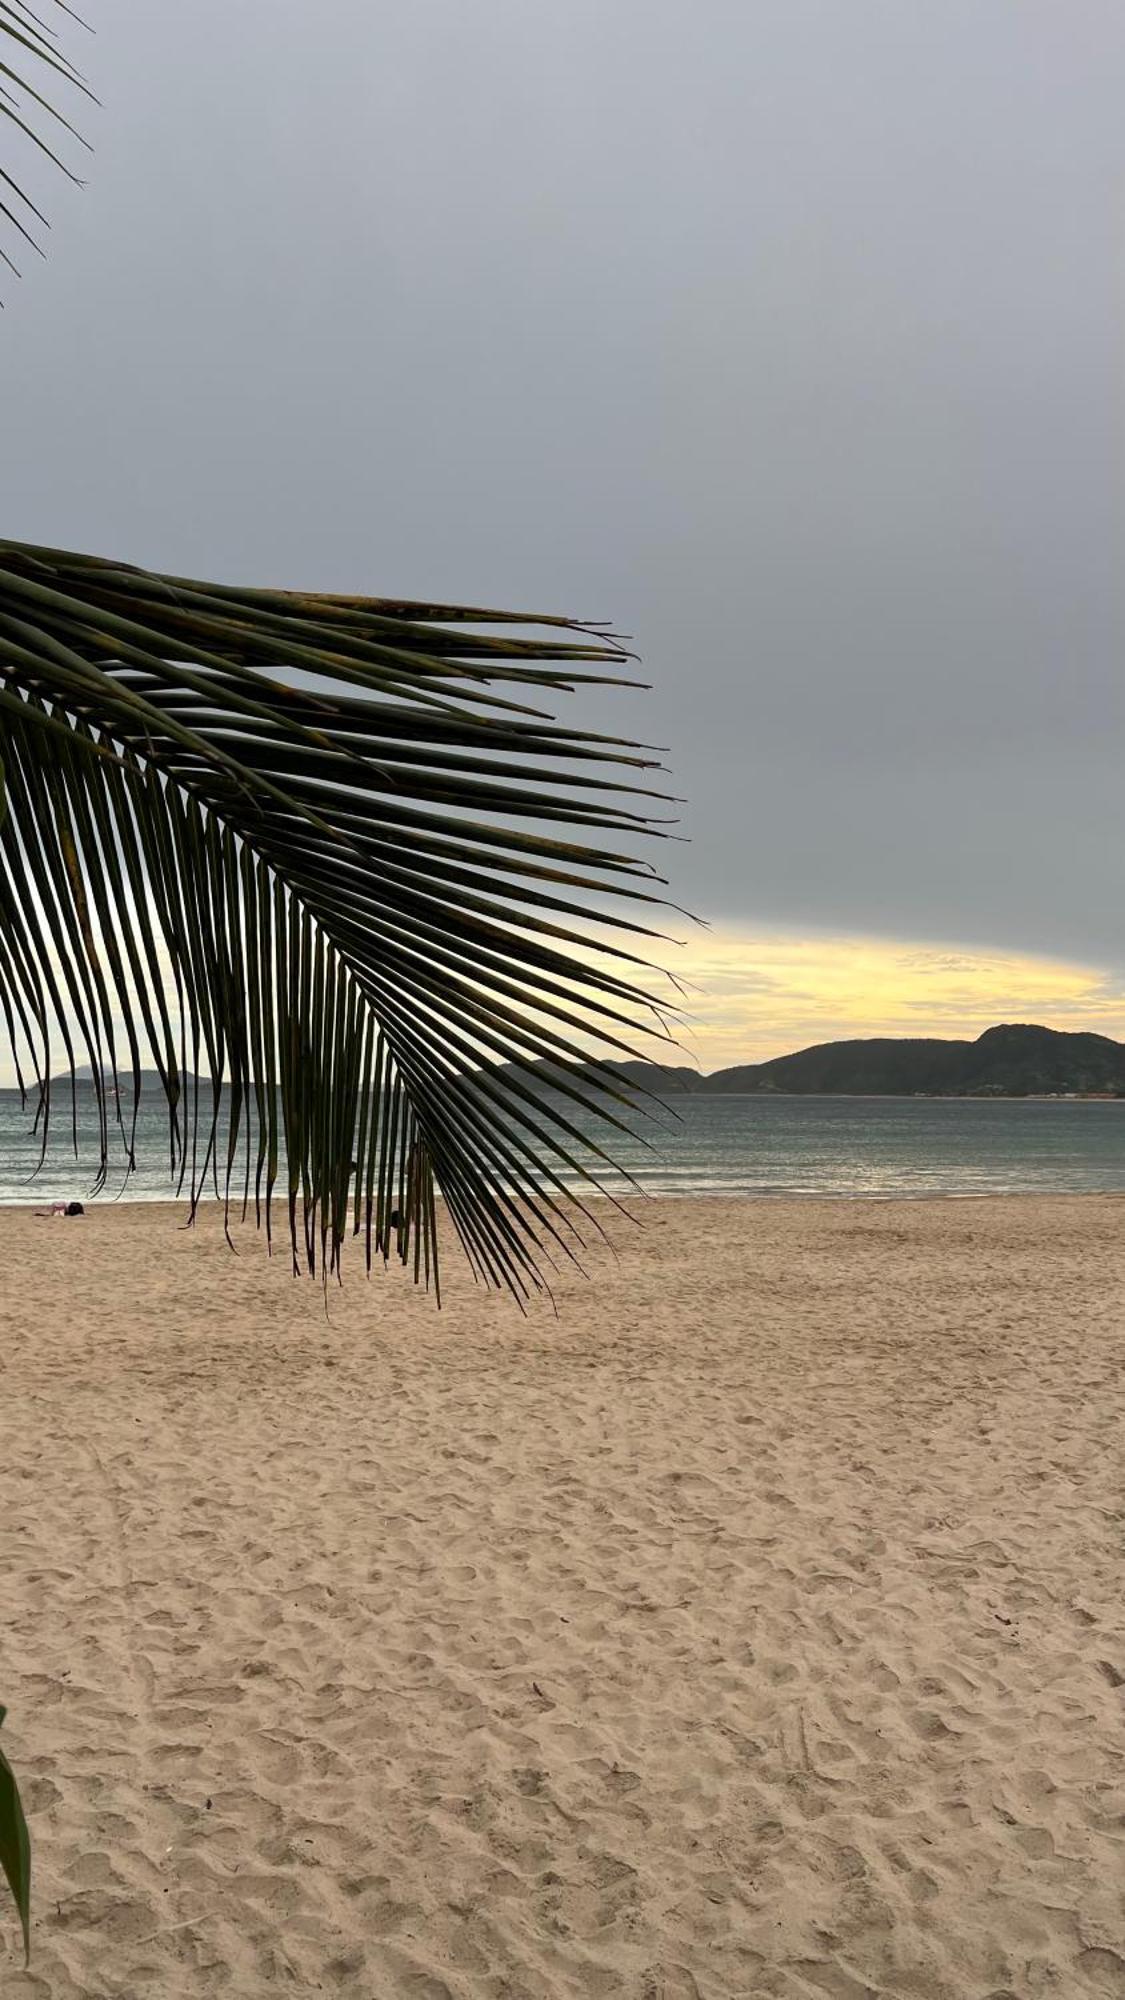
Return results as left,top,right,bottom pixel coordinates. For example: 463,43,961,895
1,1089,1123,1205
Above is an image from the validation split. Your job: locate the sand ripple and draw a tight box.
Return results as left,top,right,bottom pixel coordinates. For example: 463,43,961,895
2,1195,1125,1996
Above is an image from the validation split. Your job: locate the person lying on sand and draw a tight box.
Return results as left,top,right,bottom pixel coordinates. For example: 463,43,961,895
34,1200,85,1218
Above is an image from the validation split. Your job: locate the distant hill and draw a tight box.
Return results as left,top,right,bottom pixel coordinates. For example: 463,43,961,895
487,1026,1125,1100
36,1060,706,1102
41,1070,201,1095
23,1026,1125,1103
701,1024,1125,1097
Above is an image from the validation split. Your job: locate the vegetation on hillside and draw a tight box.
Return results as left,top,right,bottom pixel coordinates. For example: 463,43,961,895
522,1026,1125,1100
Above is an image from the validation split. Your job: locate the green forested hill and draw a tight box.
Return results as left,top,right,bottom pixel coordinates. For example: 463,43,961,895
701,1024,1125,1095
499,1026,1125,1099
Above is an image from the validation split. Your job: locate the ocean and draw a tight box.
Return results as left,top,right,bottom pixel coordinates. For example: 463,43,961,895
1,1088,1123,1206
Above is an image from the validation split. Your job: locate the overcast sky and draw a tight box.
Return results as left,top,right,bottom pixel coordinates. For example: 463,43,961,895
5,0,1125,1056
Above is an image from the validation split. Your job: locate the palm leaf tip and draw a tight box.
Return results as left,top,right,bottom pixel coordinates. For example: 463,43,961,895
0,541,683,1294
0,0,94,287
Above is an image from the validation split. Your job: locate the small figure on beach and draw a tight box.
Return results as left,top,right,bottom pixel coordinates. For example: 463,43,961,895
35,1200,85,1218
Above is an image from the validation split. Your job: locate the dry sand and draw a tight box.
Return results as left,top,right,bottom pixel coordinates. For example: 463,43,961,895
2,1194,1125,1999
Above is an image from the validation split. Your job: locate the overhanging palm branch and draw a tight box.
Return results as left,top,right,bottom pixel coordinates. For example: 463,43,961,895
0,540,680,1293
0,6,682,1296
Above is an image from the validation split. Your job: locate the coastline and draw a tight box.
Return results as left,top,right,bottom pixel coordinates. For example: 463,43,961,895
4,1180,1125,1215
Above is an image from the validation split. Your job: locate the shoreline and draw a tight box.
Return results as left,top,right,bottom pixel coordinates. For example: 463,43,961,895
4,1181,1125,1215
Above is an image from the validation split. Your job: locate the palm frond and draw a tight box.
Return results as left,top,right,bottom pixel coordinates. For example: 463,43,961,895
0,1703,31,1964
0,540,680,1295
0,0,93,285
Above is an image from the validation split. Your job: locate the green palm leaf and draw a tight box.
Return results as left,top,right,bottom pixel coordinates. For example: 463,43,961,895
0,1706,30,1962
0,540,679,1293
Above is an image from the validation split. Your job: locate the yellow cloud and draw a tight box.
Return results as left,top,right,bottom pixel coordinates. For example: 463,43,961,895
660,925,1125,1072
5,904,1123,1088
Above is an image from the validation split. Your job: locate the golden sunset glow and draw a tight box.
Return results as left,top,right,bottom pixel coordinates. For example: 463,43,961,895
660,927,1125,1073
6,922,1125,1091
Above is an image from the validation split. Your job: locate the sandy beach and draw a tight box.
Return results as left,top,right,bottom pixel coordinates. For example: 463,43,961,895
2,1194,1125,1999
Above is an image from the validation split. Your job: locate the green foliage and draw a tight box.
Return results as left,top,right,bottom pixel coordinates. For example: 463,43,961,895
0,1708,31,1963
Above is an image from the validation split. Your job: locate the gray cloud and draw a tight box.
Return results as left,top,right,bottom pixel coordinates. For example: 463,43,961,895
5,0,1124,969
